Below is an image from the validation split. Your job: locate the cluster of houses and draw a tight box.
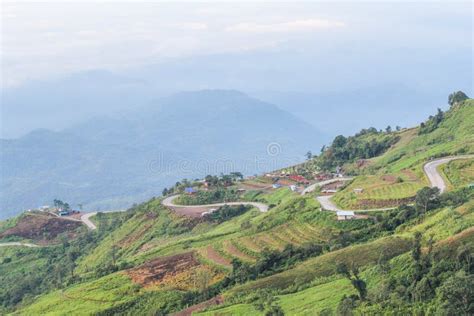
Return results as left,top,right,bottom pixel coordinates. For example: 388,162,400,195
30,205,79,217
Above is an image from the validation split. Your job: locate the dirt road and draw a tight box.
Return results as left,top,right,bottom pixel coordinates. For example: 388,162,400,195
162,195,268,217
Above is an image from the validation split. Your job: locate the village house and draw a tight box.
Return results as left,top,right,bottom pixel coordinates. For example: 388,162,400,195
184,187,197,194
272,183,282,189
58,209,70,216
336,211,355,220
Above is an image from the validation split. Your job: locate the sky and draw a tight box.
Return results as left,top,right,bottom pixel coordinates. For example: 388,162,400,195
1,1,472,89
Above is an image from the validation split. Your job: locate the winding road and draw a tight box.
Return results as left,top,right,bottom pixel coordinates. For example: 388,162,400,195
2,156,471,248
0,242,39,248
317,155,474,212
162,195,269,215
80,209,127,230
301,177,353,195
423,155,474,193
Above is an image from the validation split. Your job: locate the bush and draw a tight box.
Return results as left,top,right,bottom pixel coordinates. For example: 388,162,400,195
205,205,250,223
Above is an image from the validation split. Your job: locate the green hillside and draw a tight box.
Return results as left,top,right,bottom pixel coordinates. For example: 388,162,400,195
1,96,473,315
331,99,474,209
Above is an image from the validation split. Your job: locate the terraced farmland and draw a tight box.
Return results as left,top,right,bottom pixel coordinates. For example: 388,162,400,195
194,222,332,268
333,172,425,209
440,158,474,189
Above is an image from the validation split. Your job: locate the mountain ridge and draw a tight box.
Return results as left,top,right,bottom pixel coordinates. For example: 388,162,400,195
0,90,325,218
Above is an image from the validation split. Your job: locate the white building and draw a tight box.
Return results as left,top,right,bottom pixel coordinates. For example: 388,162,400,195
336,211,355,220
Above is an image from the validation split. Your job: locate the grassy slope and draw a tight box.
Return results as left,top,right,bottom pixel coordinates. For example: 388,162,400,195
197,205,473,315
19,192,371,314
18,273,138,315
334,100,474,209
226,236,411,295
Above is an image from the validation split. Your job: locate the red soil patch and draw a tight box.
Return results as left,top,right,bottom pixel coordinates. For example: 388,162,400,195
277,179,296,186
356,159,371,168
381,175,397,183
204,245,231,266
172,296,224,316
119,223,153,248
171,206,210,218
402,169,419,181
224,241,256,261
321,181,345,191
0,212,82,244
126,251,200,288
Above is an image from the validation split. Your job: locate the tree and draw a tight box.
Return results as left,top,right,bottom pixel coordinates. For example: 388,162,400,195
110,243,119,267
336,262,367,300
411,232,422,263
194,268,212,293
332,135,347,148
436,271,474,315
456,245,473,272
265,304,284,316
337,295,357,316
415,187,440,214
448,91,468,106
230,172,244,180
385,125,392,133
305,151,312,160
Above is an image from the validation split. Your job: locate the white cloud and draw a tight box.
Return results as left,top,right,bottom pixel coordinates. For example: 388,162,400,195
172,22,208,31
225,19,345,33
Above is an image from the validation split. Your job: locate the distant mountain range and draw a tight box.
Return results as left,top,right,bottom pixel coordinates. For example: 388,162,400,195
0,90,325,219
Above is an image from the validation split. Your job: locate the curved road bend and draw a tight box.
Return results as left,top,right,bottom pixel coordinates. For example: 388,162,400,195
162,195,269,213
301,177,353,195
423,155,474,193
80,209,127,230
318,155,474,212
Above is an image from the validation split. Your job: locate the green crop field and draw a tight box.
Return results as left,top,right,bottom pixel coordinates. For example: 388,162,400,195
440,158,474,189
333,173,425,209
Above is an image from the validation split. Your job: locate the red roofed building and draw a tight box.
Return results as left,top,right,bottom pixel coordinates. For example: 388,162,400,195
289,175,310,184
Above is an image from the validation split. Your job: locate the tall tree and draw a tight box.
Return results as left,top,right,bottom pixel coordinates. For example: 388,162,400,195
448,91,468,106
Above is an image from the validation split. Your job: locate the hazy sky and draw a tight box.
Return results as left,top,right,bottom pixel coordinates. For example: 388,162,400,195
2,1,472,88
